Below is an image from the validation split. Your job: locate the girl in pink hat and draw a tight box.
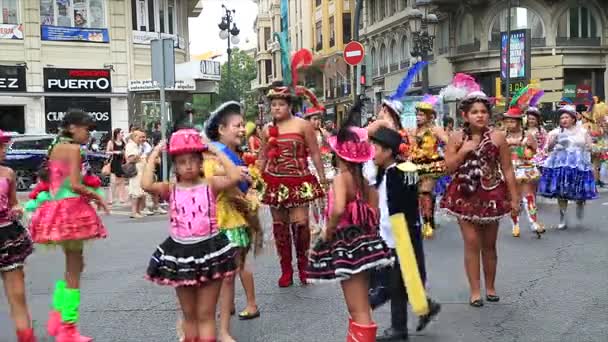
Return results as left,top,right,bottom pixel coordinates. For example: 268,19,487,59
308,107,393,342
0,131,36,342
142,129,247,342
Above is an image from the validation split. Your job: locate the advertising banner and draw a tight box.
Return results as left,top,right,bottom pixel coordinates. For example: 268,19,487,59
500,29,531,82
128,79,196,92
132,31,185,49
45,97,112,133
41,25,109,43
44,68,112,93
0,24,23,39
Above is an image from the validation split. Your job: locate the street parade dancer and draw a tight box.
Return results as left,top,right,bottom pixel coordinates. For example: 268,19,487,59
307,103,393,341
0,130,36,342
537,105,598,229
142,129,242,342
525,94,549,172
501,105,544,238
369,126,441,341
581,100,608,187
303,105,335,241
261,85,326,287
441,84,519,307
408,95,449,239
203,102,261,342
26,111,109,342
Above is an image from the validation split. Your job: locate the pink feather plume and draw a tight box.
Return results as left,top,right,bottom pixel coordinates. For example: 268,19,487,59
291,49,313,88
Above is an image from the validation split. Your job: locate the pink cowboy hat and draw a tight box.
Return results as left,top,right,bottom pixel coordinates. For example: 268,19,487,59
328,127,374,163
169,129,207,156
0,130,10,144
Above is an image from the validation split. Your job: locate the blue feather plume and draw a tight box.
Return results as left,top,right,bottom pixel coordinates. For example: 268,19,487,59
388,61,428,101
273,32,292,86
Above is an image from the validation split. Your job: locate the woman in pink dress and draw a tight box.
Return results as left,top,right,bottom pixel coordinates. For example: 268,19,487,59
27,111,109,342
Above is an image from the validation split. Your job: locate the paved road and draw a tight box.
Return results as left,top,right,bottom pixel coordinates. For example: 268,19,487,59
2,195,608,342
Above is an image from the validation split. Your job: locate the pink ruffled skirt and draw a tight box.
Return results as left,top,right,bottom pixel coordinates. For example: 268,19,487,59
29,197,107,244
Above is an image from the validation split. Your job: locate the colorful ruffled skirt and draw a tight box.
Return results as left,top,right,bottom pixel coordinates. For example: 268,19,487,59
514,163,541,183
307,225,393,283
412,156,446,179
29,197,107,245
538,149,598,201
0,222,33,272
441,181,511,223
146,232,238,287
261,173,324,208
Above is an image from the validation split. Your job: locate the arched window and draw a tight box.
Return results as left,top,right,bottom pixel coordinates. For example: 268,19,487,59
400,0,407,11
557,6,599,39
380,43,387,71
389,40,397,70
489,7,544,44
459,13,475,45
388,0,396,16
376,0,382,22
371,47,377,75
401,36,410,64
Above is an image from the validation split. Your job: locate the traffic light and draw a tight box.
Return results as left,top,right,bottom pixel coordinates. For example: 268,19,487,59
360,65,366,85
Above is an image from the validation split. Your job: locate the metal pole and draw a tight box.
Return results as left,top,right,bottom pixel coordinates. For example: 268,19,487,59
422,48,429,93
353,0,363,97
160,86,168,181
505,0,512,104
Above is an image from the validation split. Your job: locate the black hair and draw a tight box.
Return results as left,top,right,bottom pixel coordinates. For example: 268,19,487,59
443,116,454,127
205,108,242,142
334,100,368,201
459,96,492,139
58,110,94,139
112,127,122,141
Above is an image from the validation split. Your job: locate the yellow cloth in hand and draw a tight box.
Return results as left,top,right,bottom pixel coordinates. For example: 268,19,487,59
390,213,429,316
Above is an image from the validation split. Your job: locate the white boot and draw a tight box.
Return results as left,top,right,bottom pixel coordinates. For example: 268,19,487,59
558,207,568,230
575,201,585,226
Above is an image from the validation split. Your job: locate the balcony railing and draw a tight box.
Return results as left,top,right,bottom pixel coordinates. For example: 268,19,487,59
556,37,601,46
389,63,398,72
400,60,410,69
456,40,480,54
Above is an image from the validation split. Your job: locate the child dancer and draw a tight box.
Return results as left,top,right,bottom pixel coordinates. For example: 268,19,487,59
203,102,260,342
0,131,36,342
307,113,393,341
27,111,108,342
142,129,243,342
369,126,441,341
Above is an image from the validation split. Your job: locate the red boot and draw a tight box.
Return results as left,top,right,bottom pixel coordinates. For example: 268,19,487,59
56,323,93,342
273,222,293,287
198,339,217,342
348,321,378,342
16,328,37,342
291,223,311,285
48,310,62,336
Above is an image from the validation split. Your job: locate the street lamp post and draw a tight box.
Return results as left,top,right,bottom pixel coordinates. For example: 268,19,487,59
409,2,438,94
218,4,240,99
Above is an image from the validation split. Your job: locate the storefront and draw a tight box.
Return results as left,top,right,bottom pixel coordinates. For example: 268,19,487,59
0,65,27,133
43,68,113,133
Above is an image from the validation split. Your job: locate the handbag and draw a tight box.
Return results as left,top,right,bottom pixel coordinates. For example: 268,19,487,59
101,155,112,176
122,162,137,178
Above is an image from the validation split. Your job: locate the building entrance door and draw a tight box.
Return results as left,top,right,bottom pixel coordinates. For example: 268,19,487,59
0,106,25,133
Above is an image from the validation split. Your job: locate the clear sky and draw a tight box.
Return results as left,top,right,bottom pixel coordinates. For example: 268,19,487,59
188,0,258,61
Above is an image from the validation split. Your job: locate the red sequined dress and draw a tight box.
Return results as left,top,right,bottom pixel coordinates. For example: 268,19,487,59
440,129,511,223
262,130,324,208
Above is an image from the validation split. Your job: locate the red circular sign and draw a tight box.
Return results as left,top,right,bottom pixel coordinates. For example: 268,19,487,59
343,41,365,66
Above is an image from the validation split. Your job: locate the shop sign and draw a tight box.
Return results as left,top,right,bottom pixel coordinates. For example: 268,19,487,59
0,65,26,92
0,24,23,40
199,60,221,81
132,31,185,49
128,79,196,92
44,68,111,93
41,25,109,43
576,84,592,99
563,84,576,98
44,97,111,133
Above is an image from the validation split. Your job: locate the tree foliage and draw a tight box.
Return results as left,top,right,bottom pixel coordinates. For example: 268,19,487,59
192,48,258,122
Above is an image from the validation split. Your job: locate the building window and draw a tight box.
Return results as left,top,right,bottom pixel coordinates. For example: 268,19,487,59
40,0,106,28
315,21,322,51
371,47,377,76
379,43,387,72
557,6,599,39
1,0,18,24
458,13,474,46
343,13,351,43
489,7,544,44
437,20,449,54
264,27,271,50
132,0,177,34
389,40,397,70
368,0,375,25
400,36,410,64
388,0,395,16
400,0,406,11
316,0,321,7
329,16,335,47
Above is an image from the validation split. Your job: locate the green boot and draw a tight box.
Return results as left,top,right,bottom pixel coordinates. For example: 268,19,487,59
47,280,66,336
58,288,93,342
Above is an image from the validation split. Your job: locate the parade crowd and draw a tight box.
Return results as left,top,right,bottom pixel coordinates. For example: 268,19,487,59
1,60,606,342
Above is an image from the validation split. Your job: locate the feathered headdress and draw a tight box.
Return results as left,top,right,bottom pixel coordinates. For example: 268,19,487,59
388,61,428,101
439,73,481,101
416,94,439,112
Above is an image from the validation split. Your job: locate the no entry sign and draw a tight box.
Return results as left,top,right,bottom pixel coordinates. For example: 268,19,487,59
343,41,365,66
